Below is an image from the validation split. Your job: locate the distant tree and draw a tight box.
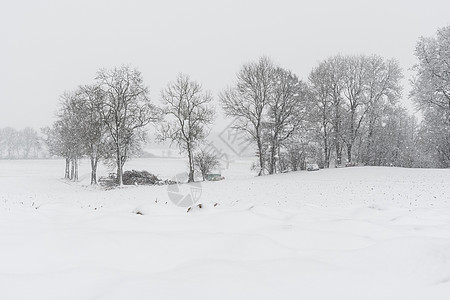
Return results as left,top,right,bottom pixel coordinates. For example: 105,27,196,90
0,128,3,157
20,127,41,159
220,57,274,175
96,66,160,186
159,73,215,182
42,123,70,178
0,127,20,159
193,150,221,181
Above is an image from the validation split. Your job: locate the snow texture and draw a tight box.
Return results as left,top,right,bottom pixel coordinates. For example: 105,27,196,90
0,158,449,299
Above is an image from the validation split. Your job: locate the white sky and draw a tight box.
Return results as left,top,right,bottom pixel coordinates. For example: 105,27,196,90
1,0,449,130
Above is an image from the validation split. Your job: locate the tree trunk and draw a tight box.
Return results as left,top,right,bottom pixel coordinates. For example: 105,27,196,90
115,131,123,186
269,142,276,175
335,141,342,166
74,158,78,182
326,148,332,168
188,151,194,183
365,118,375,165
347,143,352,163
256,136,265,176
324,138,329,168
90,157,98,185
70,158,75,180
65,157,70,179
116,153,123,186
300,156,306,170
322,117,330,168
115,139,123,186
277,144,282,173
347,108,356,164
185,139,195,183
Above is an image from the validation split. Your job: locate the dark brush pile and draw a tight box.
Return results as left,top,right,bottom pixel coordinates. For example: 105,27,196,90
123,170,162,185
99,170,176,188
123,170,178,186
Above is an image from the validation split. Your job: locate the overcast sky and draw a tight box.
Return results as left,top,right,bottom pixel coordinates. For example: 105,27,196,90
1,0,449,130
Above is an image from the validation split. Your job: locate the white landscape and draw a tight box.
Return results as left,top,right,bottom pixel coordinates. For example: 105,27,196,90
2,1,450,299
1,158,449,300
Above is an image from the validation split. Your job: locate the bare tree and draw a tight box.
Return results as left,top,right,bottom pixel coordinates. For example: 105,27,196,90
283,140,308,171
341,55,368,164
309,56,346,166
159,73,215,182
193,149,221,181
77,84,107,184
97,66,160,186
265,67,309,174
0,127,41,159
20,127,41,159
309,62,335,168
0,127,20,159
58,91,85,181
42,95,82,181
410,25,450,167
417,108,450,167
220,57,274,175
411,25,450,114
361,105,417,167
44,88,104,182
41,125,65,176
363,56,402,165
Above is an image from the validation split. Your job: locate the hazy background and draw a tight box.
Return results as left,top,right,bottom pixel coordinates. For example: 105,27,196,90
1,0,449,131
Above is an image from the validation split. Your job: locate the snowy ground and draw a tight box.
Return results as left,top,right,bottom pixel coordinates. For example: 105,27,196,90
1,158,450,299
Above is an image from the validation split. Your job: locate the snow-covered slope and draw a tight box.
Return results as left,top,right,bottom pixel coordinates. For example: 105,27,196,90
0,159,449,299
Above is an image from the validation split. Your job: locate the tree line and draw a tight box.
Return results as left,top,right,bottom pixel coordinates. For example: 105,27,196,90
0,127,42,159
43,25,450,184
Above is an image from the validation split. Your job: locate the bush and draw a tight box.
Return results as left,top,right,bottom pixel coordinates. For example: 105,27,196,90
194,150,221,181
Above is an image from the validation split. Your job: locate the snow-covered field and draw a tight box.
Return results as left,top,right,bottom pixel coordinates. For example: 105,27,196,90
1,158,450,300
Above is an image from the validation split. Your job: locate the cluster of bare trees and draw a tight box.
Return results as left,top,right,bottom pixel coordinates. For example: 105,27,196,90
44,67,217,185
308,54,405,168
40,24,449,183
220,55,413,173
221,57,310,175
222,26,450,173
43,66,160,185
0,127,42,159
